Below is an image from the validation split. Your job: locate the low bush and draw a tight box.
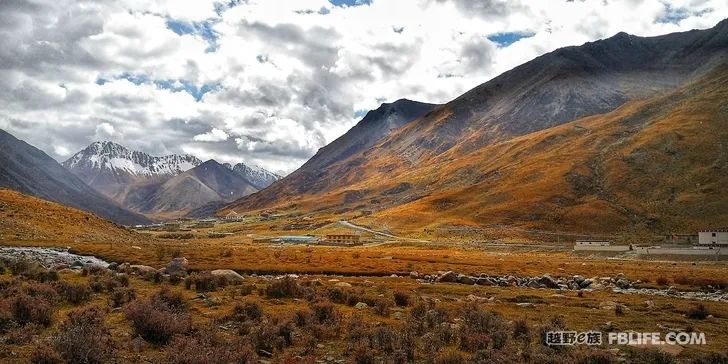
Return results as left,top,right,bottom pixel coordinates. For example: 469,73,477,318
30,344,63,364
393,291,410,307
687,304,709,320
265,276,304,298
125,290,191,344
10,294,54,327
373,298,392,317
228,301,263,323
166,330,256,364
109,287,136,308
56,282,91,304
52,307,115,364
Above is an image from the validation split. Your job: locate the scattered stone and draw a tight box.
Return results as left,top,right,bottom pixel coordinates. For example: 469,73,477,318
409,271,419,279
600,301,617,310
644,300,655,309
516,303,535,308
70,261,83,268
129,265,156,275
355,302,368,309
211,269,244,282
165,257,188,276
335,282,352,288
436,271,458,283
457,274,476,285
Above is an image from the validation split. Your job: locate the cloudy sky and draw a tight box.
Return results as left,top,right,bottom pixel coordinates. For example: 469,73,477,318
0,0,725,175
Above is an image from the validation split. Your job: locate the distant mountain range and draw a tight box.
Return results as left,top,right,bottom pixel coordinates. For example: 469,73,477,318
223,19,728,236
63,141,279,219
0,130,149,225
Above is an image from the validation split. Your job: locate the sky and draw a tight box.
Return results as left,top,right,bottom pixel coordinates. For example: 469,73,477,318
0,0,725,175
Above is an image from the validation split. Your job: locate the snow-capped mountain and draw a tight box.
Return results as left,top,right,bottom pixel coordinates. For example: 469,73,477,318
63,141,201,179
230,162,281,190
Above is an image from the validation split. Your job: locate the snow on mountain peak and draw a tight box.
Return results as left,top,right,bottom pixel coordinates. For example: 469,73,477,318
63,142,202,177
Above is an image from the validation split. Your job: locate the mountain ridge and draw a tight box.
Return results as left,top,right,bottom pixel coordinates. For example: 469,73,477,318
222,20,728,236
0,130,150,225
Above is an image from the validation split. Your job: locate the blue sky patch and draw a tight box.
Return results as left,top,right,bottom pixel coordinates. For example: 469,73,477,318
353,109,368,119
166,19,219,52
486,31,535,47
329,0,372,7
99,73,219,102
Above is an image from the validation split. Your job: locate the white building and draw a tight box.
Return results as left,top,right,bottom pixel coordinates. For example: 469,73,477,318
698,230,728,247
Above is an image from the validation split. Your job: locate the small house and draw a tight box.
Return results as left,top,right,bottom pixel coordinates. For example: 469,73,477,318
698,229,728,247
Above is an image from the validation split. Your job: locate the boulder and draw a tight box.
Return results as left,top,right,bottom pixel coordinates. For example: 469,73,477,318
457,275,476,285
211,269,244,282
129,265,157,275
516,303,535,308
107,262,119,271
573,275,585,284
599,301,617,310
538,274,559,289
355,302,368,309
409,271,419,279
579,279,593,289
165,257,188,276
335,282,352,288
436,271,458,283
70,261,83,268
615,279,631,289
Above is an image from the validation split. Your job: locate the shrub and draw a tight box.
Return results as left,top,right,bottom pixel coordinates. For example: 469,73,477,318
373,298,392,317
435,348,467,364
152,286,187,311
248,318,295,355
10,294,54,327
265,276,302,298
30,344,63,364
656,276,670,286
5,324,40,344
109,287,136,308
56,282,91,304
615,304,626,316
228,301,263,322
629,348,675,364
166,331,256,364
25,282,59,303
186,272,223,292
52,307,115,364
125,294,191,344
393,291,411,307
240,284,255,296
310,300,340,325
687,304,709,320
513,319,531,342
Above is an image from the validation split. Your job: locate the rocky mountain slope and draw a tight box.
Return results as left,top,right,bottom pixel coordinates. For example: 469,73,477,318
223,20,728,236
0,130,149,225
132,160,258,218
230,163,281,190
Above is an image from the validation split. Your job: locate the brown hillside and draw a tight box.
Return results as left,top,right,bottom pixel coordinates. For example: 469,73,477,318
0,189,146,245
223,64,728,237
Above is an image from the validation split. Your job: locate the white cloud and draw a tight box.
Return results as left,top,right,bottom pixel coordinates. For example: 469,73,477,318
0,0,725,174
193,128,229,142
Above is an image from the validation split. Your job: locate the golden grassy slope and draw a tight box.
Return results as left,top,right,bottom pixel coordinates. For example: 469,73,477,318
224,65,728,238
0,188,146,245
